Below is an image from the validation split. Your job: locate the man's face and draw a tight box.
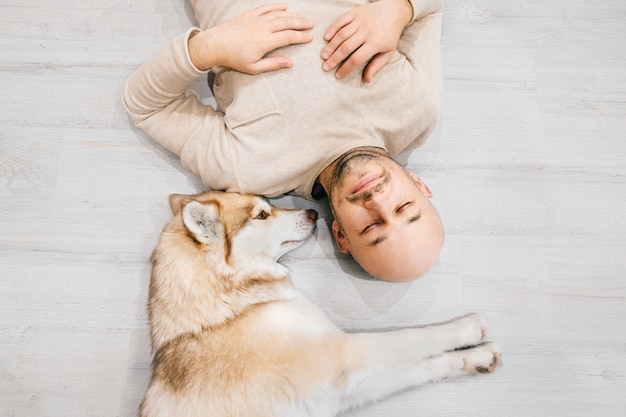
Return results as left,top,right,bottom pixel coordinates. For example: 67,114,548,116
327,149,444,281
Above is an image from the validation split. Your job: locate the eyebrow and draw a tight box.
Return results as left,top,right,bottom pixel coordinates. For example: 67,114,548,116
365,211,422,247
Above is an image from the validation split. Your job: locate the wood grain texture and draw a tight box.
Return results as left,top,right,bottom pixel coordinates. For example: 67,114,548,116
1,1,625,416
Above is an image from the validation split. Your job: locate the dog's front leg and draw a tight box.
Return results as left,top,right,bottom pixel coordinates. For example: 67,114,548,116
337,314,500,412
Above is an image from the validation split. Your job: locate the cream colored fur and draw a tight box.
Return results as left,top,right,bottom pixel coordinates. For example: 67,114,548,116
140,191,502,417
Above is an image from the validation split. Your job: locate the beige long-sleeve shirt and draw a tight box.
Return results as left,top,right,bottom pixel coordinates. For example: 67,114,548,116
123,0,443,200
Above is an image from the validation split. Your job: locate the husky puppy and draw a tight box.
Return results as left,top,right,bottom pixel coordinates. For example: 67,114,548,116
140,191,502,417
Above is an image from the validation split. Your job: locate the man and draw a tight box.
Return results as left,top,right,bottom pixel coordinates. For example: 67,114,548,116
123,0,444,282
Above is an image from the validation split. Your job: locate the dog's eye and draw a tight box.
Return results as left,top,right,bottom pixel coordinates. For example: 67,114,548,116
256,211,269,220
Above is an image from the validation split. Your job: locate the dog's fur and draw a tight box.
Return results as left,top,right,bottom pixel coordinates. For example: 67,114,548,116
140,191,502,417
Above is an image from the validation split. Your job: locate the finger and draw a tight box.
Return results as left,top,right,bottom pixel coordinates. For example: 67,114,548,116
362,50,394,82
269,15,314,33
264,9,308,20
334,45,372,79
248,56,293,74
321,20,357,61
322,31,363,73
266,30,313,52
254,3,288,16
322,30,369,74
323,11,354,41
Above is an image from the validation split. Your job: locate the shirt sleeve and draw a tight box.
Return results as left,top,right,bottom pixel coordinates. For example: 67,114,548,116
406,0,443,23
122,28,238,190
121,28,216,158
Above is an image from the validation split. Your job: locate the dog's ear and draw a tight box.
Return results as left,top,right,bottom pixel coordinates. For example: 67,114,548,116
169,194,193,217
181,200,224,244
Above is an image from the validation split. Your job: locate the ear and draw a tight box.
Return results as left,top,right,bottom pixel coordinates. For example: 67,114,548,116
408,173,433,198
332,220,350,254
181,201,224,244
169,193,193,216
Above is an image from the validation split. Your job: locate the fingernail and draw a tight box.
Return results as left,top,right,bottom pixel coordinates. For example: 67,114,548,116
321,51,328,59
322,63,329,71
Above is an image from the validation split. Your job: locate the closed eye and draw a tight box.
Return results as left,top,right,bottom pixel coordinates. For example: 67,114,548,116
360,220,382,235
359,201,417,235
396,201,413,213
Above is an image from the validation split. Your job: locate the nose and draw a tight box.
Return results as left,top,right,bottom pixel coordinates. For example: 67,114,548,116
305,209,318,222
362,189,386,210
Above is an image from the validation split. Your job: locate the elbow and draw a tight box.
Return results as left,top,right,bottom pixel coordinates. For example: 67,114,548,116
121,72,152,125
121,78,141,124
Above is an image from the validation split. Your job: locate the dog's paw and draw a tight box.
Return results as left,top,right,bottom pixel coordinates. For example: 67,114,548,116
453,313,488,348
463,342,503,375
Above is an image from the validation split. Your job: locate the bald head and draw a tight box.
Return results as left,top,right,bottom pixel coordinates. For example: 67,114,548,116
346,198,444,282
322,148,444,282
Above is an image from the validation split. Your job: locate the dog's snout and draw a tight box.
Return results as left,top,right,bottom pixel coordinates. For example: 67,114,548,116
305,209,318,222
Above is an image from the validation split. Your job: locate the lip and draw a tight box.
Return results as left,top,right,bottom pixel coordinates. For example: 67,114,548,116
351,174,383,194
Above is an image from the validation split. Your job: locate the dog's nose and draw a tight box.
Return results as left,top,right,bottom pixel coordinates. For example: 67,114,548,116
305,209,318,222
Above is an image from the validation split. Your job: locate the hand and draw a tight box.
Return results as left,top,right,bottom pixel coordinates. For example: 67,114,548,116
321,0,412,82
189,4,314,74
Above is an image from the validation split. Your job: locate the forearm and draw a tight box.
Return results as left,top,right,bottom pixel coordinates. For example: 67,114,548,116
122,28,208,124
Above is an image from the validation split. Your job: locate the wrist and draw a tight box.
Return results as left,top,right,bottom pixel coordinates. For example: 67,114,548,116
398,0,414,26
380,0,413,27
188,29,218,71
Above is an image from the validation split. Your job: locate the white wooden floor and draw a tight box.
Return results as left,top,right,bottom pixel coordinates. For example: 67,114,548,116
1,1,625,416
